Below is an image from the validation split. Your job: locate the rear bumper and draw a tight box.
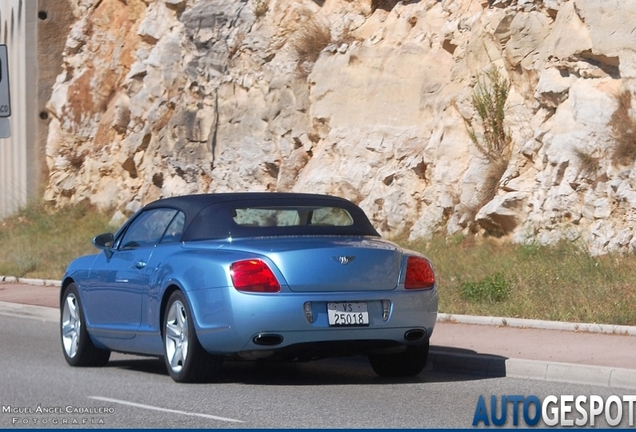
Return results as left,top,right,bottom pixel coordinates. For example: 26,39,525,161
237,338,429,361
236,330,430,361
186,286,438,357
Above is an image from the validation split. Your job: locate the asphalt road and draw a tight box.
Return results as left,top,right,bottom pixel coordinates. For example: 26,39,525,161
0,315,633,429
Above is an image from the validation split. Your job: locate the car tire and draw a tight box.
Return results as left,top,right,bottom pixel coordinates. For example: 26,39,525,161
163,291,223,383
368,340,429,377
60,283,111,367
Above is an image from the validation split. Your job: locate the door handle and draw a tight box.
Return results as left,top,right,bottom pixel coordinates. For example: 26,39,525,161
135,261,147,269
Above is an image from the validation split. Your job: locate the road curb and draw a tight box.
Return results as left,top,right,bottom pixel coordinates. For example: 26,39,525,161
429,349,636,390
438,313,636,336
1,276,61,286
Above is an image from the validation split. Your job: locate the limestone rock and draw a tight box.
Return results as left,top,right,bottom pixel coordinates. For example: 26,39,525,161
42,0,636,255
476,192,528,236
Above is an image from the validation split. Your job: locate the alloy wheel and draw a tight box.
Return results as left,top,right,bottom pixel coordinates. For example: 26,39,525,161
165,300,189,373
61,293,81,359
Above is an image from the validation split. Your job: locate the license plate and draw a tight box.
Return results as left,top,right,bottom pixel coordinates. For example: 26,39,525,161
327,302,369,326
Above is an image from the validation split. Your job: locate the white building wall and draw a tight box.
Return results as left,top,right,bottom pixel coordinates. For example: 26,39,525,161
0,0,36,219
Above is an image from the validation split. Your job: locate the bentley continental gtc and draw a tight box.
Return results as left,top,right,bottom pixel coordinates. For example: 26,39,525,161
60,193,438,382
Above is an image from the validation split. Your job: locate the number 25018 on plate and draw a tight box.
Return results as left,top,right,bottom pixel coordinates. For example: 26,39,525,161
327,302,369,326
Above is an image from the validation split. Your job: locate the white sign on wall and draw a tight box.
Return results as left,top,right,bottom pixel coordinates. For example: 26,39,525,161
0,45,11,117
0,44,10,138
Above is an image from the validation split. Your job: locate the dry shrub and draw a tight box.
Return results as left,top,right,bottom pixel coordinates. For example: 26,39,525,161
291,19,332,65
574,148,600,175
480,159,508,205
61,148,89,170
610,91,636,166
253,0,268,18
465,159,508,235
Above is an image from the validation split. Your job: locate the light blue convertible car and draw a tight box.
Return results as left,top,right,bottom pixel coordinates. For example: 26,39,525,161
60,193,438,382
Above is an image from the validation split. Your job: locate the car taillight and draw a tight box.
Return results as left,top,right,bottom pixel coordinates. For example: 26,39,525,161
230,259,281,293
404,256,435,290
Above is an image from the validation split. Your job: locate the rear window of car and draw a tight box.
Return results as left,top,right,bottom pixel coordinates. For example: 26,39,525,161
181,198,380,241
232,206,354,228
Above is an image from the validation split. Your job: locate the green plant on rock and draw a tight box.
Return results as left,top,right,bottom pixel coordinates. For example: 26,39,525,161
466,65,513,164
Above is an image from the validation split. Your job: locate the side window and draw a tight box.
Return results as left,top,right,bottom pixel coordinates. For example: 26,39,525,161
119,208,178,250
160,211,185,244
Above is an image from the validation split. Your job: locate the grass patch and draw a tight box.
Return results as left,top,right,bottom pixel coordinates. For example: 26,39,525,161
0,202,113,279
403,235,636,326
462,272,511,303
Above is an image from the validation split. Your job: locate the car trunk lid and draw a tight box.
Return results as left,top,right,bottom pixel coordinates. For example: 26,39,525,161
231,237,402,292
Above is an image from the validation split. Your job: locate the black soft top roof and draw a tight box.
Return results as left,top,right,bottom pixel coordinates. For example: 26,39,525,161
141,193,380,241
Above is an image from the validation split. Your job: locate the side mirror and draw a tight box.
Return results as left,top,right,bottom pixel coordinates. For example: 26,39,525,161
93,233,115,258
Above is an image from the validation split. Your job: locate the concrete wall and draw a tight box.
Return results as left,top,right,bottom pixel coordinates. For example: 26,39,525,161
0,0,28,219
0,0,72,219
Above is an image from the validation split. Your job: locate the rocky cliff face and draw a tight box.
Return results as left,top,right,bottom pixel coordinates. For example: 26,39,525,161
45,0,636,254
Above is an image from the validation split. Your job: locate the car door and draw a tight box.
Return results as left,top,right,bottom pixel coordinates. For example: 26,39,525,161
85,208,180,338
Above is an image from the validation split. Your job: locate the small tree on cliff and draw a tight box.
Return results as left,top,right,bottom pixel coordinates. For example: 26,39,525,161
464,65,513,232
466,65,512,164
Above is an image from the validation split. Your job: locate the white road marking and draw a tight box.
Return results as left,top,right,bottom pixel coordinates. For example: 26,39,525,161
88,396,244,423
